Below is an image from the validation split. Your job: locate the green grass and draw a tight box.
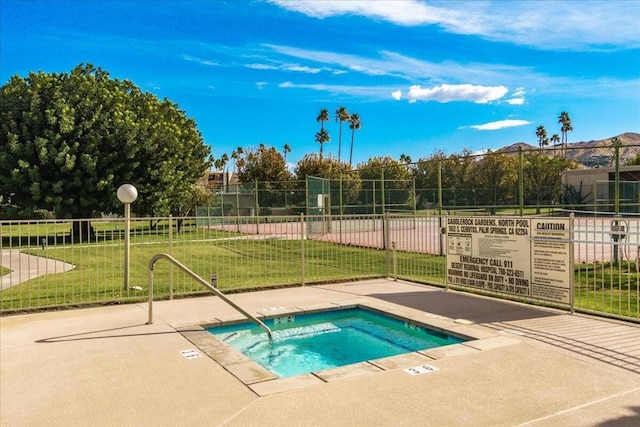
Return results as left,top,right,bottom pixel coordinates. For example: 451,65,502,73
2,220,638,320
2,235,445,311
573,261,639,318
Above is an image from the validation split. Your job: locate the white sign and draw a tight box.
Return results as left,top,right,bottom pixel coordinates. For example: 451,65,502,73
445,217,571,304
180,349,201,359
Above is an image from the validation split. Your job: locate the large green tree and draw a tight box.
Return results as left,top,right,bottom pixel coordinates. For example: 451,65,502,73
356,156,413,212
236,144,292,208
0,64,211,231
294,153,361,210
523,151,577,210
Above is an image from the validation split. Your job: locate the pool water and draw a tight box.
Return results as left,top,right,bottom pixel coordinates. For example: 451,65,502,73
207,308,465,378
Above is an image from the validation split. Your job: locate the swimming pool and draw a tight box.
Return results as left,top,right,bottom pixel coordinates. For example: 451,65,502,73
206,307,466,378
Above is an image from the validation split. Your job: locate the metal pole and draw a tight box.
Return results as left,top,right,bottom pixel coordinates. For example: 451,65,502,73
236,185,240,232
339,174,343,244
255,180,260,234
169,215,173,300
614,139,620,215
392,241,397,281
124,202,131,290
148,253,273,338
300,213,305,286
381,167,386,215
518,147,524,216
384,212,390,276
438,159,444,256
569,213,575,315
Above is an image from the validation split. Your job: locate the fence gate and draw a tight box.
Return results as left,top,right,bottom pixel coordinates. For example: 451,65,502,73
306,176,332,237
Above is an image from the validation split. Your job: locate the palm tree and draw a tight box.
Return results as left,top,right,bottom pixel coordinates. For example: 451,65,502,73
348,112,361,167
550,133,560,150
335,106,350,162
316,108,329,131
315,128,330,158
231,146,244,172
213,153,228,171
283,143,291,164
535,125,548,149
399,153,412,164
558,111,573,155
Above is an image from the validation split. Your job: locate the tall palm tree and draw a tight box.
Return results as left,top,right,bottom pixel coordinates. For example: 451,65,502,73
535,125,547,149
399,153,412,164
316,108,329,131
283,143,291,164
558,111,573,155
348,112,361,167
229,147,244,192
335,106,350,162
213,153,228,171
315,128,330,158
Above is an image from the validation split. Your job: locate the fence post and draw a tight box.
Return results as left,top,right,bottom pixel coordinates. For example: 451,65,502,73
300,213,305,286
614,138,620,215
384,212,390,277
438,158,444,256
236,186,240,232
518,147,524,216
392,241,397,281
569,213,575,315
255,180,260,234
169,215,173,300
339,174,343,244
380,166,386,215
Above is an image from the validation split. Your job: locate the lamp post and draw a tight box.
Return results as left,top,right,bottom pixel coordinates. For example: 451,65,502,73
117,184,138,290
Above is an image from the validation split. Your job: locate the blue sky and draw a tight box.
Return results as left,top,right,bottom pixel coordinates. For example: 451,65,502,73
1,0,639,167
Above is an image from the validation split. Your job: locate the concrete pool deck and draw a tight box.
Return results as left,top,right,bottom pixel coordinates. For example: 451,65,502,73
1,279,639,426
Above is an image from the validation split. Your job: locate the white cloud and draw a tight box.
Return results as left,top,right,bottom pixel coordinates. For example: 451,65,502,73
504,87,526,105
268,0,462,26
246,63,279,70
466,120,531,131
513,87,526,97
407,84,508,104
246,62,322,74
268,0,640,51
266,44,532,86
256,82,267,90
506,98,525,105
182,54,218,67
278,81,397,98
391,90,402,100
283,64,322,74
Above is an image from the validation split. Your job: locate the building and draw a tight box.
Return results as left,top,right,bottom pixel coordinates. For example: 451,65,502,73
561,165,640,213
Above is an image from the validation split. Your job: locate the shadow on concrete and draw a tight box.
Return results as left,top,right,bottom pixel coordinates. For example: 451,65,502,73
368,290,562,323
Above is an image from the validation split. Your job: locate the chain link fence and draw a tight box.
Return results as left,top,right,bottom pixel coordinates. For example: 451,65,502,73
199,142,640,218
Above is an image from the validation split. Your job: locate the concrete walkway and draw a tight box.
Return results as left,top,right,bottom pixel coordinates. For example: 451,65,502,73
1,279,639,426
0,249,75,289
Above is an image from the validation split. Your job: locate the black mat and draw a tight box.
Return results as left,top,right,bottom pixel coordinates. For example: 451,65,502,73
368,291,562,324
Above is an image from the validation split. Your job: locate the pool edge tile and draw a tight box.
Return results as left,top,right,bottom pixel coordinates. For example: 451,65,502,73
313,362,383,382
370,352,435,371
248,374,325,397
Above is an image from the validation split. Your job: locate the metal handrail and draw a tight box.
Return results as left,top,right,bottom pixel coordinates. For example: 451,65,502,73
146,253,272,339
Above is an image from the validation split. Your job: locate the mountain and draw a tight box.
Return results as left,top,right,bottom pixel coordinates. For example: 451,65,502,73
498,132,640,168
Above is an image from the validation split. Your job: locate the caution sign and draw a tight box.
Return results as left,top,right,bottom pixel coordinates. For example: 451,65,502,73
446,217,571,304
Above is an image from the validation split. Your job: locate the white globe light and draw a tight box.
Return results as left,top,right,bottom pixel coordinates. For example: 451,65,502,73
117,184,138,204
